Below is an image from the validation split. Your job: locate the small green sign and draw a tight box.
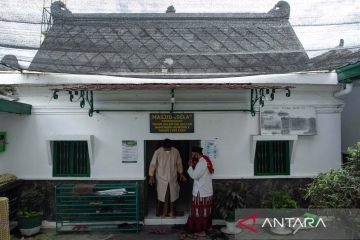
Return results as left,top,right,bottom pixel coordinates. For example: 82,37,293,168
122,140,138,163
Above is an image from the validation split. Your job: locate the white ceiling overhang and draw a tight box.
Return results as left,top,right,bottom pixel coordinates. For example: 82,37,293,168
0,71,338,86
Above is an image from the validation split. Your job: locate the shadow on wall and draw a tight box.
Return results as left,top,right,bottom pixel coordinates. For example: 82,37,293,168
213,178,311,210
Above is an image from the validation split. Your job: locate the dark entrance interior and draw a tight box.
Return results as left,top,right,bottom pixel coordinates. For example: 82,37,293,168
144,140,200,217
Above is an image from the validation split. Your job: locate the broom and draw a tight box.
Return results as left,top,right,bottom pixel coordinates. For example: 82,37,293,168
0,197,10,240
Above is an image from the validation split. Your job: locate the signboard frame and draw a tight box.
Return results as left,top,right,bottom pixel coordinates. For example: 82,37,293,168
150,113,194,133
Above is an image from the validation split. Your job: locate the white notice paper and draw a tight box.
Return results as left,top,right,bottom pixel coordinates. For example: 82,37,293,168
203,140,217,160
122,140,138,163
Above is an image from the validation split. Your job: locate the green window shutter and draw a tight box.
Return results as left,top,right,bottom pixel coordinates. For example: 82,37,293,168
52,141,90,177
254,141,290,176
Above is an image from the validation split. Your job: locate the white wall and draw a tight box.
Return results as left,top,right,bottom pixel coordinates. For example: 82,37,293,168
341,85,360,151
0,85,343,180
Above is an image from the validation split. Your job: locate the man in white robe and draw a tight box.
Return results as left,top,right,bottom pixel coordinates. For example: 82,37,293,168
149,139,187,217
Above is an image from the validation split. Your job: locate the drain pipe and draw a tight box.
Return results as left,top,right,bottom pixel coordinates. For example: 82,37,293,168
334,83,353,98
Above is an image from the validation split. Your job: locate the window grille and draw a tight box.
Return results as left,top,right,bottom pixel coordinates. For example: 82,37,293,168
52,141,90,177
254,141,290,176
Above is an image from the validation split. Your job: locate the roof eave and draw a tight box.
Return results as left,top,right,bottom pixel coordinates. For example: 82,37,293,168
63,12,290,21
336,61,360,83
0,71,339,86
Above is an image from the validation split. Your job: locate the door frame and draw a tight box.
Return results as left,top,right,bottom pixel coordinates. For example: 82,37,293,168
143,139,201,217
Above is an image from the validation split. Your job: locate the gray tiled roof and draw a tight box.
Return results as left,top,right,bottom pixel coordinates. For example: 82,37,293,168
0,64,11,71
308,47,360,71
29,1,309,77
0,55,20,71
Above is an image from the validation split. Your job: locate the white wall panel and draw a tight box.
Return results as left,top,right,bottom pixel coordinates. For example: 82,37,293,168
0,85,343,179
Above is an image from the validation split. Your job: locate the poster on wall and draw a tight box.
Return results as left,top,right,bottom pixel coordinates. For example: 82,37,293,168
202,140,217,160
122,140,138,163
260,106,317,135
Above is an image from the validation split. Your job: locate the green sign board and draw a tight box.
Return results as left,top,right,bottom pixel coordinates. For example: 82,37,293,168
150,113,194,133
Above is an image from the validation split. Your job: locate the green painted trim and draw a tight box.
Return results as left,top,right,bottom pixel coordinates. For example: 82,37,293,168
336,61,360,83
0,99,32,114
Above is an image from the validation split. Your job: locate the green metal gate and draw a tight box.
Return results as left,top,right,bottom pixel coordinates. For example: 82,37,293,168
54,183,139,232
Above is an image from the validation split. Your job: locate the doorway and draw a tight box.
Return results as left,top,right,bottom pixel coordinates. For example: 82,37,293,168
144,140,200,219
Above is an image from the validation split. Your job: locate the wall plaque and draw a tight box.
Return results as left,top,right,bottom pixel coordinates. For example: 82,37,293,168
260,106,317,135
150,113,194,133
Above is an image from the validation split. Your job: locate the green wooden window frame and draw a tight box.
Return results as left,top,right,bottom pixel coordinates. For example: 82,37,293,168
254,141,290,176
52,141,90,177
0,132,6,153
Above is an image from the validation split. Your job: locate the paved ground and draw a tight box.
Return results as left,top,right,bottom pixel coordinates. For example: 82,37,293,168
11,226,186,240
10,224,359,240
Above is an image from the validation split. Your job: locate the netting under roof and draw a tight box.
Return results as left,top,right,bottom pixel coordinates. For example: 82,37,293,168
0,0,359,77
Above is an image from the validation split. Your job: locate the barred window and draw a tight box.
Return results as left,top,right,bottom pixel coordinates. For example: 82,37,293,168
254,141,290,176
52,141,90,177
